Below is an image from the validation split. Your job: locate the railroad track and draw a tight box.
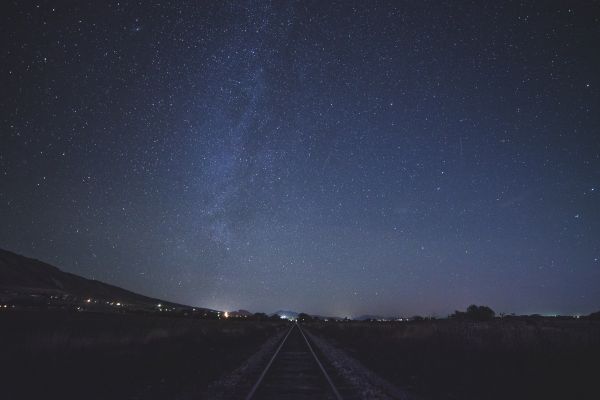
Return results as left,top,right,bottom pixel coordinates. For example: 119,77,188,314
245,323,343,400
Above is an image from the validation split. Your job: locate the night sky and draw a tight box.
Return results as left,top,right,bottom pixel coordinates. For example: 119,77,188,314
1,1,599,317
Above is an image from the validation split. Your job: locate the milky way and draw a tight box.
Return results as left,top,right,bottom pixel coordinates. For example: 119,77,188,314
1,1,599,316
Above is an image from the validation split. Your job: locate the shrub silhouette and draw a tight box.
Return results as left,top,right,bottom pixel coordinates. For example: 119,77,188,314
252,312,269,321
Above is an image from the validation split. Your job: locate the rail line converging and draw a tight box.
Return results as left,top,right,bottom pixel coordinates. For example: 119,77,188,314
245,323,343,400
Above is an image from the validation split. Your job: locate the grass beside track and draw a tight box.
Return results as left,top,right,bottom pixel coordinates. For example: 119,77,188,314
1,310,287,400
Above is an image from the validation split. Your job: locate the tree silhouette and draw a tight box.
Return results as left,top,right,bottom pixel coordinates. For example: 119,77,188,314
450,305,495,321
297,313,313,322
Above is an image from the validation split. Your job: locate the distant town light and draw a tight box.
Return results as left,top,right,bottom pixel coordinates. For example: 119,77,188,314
224,311,229,318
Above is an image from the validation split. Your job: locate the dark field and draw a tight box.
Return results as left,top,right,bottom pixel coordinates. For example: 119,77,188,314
3,310,600,400
305,318,600,400
0,310,286,400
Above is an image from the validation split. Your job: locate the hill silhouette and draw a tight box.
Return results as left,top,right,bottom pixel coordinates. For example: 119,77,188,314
0,248,203,311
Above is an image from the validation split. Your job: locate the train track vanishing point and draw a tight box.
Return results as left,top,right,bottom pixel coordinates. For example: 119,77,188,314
245,323,343,400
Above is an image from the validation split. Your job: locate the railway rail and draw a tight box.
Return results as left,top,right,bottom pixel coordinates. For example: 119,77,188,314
245,323,344,400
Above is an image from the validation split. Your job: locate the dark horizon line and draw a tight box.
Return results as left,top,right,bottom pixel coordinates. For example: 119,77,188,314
2,247,597,319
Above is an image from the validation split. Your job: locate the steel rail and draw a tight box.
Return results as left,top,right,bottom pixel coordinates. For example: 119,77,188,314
245,323,343,400
244,324,294,400
297,323,343,400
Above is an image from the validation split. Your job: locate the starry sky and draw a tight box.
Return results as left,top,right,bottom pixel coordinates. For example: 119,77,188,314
1,1,599,317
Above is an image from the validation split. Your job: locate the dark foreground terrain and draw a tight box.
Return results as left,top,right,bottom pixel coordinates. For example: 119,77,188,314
305,318,600,400
3,309,600,400
0,309,286,400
